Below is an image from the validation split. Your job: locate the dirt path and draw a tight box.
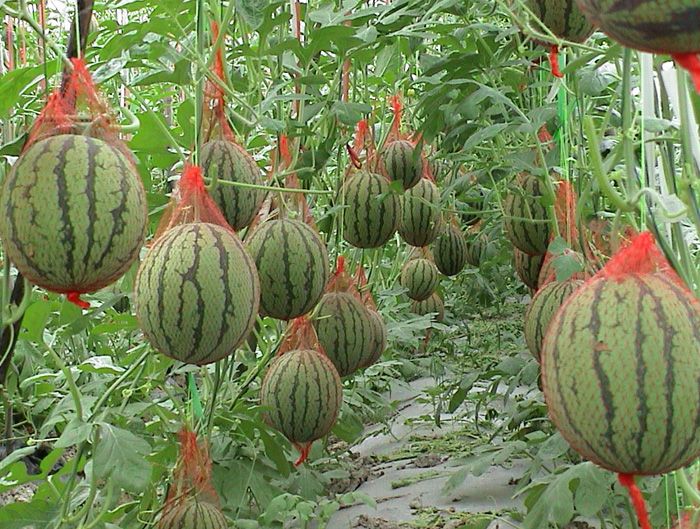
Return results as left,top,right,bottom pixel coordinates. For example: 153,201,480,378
328,378,525,529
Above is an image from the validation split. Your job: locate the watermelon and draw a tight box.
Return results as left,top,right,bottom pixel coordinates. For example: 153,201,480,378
399,178,443,247
246,218,329,320
0,134,147,294
314,292,375,377
410,292,445,322
527,0,595,43
524,279,582,360
466,231,495,267
342,171,401,248
542,271,700,475
514,249,545,290
400,258,439,301
201,140,265,231
158,498,228,529
503,173,550,255
382,139,422,190
261,348,342,443
432,223,468,277
134,223,260,365
359,310,388,368
574,0,700,54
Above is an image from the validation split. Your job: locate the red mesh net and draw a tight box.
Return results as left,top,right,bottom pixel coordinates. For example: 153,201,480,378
164,428,220,511
326,256,362,299
600,231,677,281
277,316,324,357
25,58,127,156
201,22,236,144
154,165,233,241
587,219,638,260
24,58,136,309
387,94,404,143
354,265,377,311
673,53,700,94
548,45,564,79
346,119,381,177
553,179,578,246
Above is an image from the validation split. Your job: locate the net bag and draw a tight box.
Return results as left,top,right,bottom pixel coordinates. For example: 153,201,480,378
0,58,148,309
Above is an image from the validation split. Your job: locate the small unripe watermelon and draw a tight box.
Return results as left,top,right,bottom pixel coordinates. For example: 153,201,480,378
542,254,700,474
342,171,401,248
314,292,375,377
157,498,228,529
400,258,439,301
503,173,550,255
246,219,329,320
261,348,342,443
135,223,260,365
0,134,147,294
399,179,442,247
524,279,582,360
201,140,265,231
514,249,545,290
410,292,445,322
574,0,700,54
526,0,595,43
432,223,468,276
360,310,388,368
382,140,422,190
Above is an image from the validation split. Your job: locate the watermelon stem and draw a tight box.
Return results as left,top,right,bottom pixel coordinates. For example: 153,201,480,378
618,473,652,529
66,292,90,310
549,45,563,79
672,53,700,94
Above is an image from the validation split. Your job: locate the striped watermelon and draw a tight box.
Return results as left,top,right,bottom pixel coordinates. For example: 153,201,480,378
360,310,388,368
574,0,700,54
466,231,495,267
313,292,375,377
158,498,228,529
503,173,550,255
342,171,401,249
527,0,595,42
432,223,468,277
542,243,700,474
246,219,329,320
399,179,443,247
134,223,260,365
410,292,445,322
201,140,265,231
514,249,545,290
382,139,422,190
0,134,147,294
400,258,439,301
524,278,582,360
261,348,342,443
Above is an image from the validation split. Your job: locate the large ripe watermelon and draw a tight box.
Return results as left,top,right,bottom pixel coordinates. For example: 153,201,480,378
399,178,443,247
400,258,439,301
201,140,265,231
503,173,550,255
135,223,260,365
342,171,401,248
313,292,375,377
524,278,582,360
410,292,445,322
246,218,329,320
432,223,468,277
542,248,700,474
527,0,595,43
514,249,545,290
0,134,147,294
382,139,422,190
574,0,700,54
158,498,228,529
261,348,342,443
